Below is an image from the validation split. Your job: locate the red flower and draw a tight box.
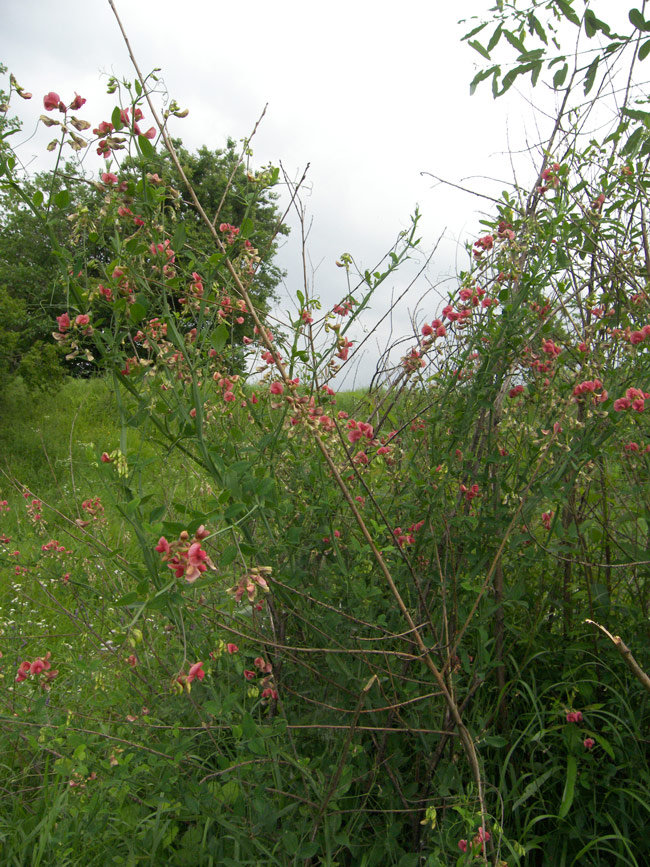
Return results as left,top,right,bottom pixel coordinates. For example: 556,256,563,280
69,92,86,110
43,91,62,111
187,661,205,682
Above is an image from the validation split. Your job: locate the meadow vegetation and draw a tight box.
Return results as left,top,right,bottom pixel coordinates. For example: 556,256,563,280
2,2,650,864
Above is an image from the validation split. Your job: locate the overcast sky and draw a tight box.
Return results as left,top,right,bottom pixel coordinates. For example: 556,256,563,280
3,0,585,385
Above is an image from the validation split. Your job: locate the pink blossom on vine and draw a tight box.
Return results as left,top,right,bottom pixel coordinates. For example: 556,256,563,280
187,661,205,683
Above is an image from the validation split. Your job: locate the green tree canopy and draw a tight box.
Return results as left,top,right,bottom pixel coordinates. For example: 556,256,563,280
0,134,288,386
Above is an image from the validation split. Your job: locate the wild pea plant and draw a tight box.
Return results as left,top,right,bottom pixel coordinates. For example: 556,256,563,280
2,1,650,864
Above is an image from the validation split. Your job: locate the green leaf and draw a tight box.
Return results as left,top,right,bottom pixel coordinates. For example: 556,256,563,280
622,107,650,124
137,134,155,158
240,216,254,238
584,9,610,38
630,8,650,31
469,66,497,95
149,505,166,523
32,190,44,208
129,301,147,325
134,79,142,96
512,768,556,810
111,105,123,131
555,0,581,27
172,222,187,251
499,62,535,94
553,62,569,89
219,545,238,567
469,39,491,60
116,591,143,607
639,38,650,60
529,13,548,44
483,735,507,748
241,713,256,738
487,24,503,52
283,831,299,856
207,252,224,268
211,322,229,353
504,29,526,54
558,755,577,819
584,54,599,95
623,125,645,155
54,189,70,209
462,21,489,42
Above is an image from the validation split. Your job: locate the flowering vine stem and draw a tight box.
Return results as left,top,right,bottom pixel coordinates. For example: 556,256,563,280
585,619,650,694
107,0,490,846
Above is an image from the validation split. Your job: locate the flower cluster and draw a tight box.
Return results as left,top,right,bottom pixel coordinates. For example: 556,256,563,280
333,297,356,317
614,387,649,412
573,379,607,404
229,567,271,603
155,526,213,583
244,656,278,700
537,161,561,194
458,826,491,855
16,652,58,685
52,312,95,362
460,482,480,503
219,222,240,245
174,661,205,693
393,520,425,548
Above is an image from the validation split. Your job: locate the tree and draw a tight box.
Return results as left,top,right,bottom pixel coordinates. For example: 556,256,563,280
0,124,288,384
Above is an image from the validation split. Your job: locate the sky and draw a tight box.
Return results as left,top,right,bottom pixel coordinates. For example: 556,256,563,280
2,0,589,386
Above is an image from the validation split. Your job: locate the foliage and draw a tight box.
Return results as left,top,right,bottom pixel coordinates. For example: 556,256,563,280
462,0,650,98
2,5,650,866
0,71,287,385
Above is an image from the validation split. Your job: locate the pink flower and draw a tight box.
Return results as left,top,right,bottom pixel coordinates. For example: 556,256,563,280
127,654,138,667
155,536,170,555
75,314,90,327
69,92,86,110
101,172,118,185
583,737,595,750
244,669,256,680
254,656,272,673
187,661,205,682
269,381,284,395
261,687,278,699
458,839,468,853
142,127,156,139
15,661,31,683
43,91,62,111
56,312,71,333
101,452,112,463
226,643,238,654
566,710,583,723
